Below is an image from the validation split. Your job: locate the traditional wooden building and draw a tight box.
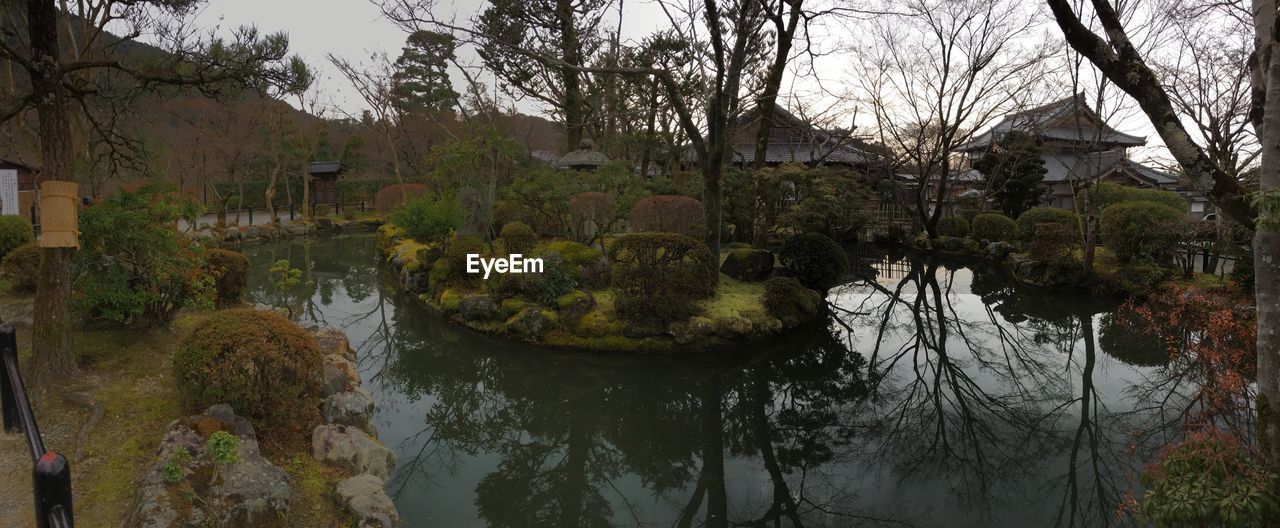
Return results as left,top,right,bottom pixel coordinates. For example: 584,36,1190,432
957,94,1212,218
725,104,873,168
0,158,40,218
308,161,342,209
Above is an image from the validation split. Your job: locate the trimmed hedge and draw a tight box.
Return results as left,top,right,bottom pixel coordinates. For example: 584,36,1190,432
1090,182,1187,212
205,248,250,307
1016,207,1079,241
1100,201,1186,263
172,309,323,439
936,216,970,238
628,195,705,239
608,233,716,326
500,221,537,255
544,240,601,268
0,216,34,260
763,276,822,327
971,213,1017,242
1,242,38,292
778,232,849,293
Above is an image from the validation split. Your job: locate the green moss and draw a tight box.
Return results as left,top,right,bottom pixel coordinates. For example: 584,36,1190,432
543,240,602,267
439,289,464,313
556,289,591,309
500,297,533,317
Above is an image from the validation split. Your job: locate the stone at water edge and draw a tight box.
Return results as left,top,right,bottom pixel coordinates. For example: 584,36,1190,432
321,354,360,397
312,424,397,482
335,474,400,528
323,387,377,435
313,327,356,361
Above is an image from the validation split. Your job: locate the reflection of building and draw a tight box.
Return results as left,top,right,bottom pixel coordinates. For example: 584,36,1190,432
308,161,342,209
957,94,1211,219
0,158,39,218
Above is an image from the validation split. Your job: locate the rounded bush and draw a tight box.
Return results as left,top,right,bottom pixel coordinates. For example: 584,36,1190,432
204,248,250,306
313,203,332,217
778,232,849,292
1,242,39,292
374,183,429,213
763,276,823,327
0,216,35,260
1015,207,1079,241
936,216,970,238
971,213,1017,242
172,309,323,437
1090,182,1187,212
544,239,602,268
627,195,705,239
500,221,537,255
1028,223,1078,265
1100,201,1186,263
608,233,716,326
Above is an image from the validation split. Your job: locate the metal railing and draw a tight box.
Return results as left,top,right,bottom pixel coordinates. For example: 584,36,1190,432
0,325,73,528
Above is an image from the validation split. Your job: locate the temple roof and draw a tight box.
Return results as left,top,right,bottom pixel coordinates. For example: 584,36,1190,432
958,94,1146,152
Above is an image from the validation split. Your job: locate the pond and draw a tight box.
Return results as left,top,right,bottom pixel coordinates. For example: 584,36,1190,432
244,233,1190,528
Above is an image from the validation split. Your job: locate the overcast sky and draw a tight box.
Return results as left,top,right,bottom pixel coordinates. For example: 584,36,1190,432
185,0,1177,164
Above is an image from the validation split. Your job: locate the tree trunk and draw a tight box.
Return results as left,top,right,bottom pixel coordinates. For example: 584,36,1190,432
699,376,727,528
1257,35,1280,473
27,0,78,382
556,0,585,150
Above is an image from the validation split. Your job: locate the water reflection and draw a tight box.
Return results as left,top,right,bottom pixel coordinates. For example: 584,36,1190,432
245,235,1188,527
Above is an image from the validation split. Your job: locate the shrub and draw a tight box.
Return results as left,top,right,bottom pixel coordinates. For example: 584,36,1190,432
778,232,849,292
544,240,602,268
1090,181,1187,212
312,203,332,217
0,216,34,260
172,309,323,439
1138,428,1278,527
1027,223,1077,264
1,242,38,292
77,184,211,326
763,276,823,327
608,233,716,326
204,249,250,307
970,213,1017,242
432,235,486,293
374,183,429,213
627,195,705,239
935,216,969,238
1015,206,1079,241
1099,201,1186,263
390,194,461,245
499,221,537,255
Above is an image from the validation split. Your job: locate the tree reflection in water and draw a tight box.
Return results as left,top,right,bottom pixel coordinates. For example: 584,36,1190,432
243,235,1197,528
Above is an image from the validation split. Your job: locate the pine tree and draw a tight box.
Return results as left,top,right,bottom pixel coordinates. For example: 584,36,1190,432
974,133,1048,217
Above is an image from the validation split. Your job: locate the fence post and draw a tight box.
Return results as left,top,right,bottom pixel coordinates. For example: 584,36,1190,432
34,451,72,528
248,208,254,225
0,327,14,433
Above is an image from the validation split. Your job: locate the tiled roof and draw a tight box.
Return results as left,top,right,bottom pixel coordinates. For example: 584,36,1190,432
308,161,343,174
958,94,1145,152
729,141,870,165
1042,150,1177,185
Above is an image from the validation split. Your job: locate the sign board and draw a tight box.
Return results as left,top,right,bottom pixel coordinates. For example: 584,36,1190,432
0,170,16,216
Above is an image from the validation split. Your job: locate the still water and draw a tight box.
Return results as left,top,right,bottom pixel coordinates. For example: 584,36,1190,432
244,233,1187,528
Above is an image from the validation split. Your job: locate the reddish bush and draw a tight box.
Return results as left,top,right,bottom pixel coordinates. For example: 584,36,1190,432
627,195,705,239
374,183,430,213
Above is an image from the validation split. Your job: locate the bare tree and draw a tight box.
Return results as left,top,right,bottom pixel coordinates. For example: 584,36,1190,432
855,0,1051,236
329,53,410,202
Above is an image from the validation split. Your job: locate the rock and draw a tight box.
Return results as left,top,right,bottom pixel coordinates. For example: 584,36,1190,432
335,474,400,527
401,267,430,295
506,307,558,336
720,248,775,282
314,327,356,362
939,236,965,252
554,290,595,318
317,217,335,229
323,387,376,434
459,294,501,322
668,316,715,345
714,315,753,339
245,225,261,239
321,354,360,397
130,405,291,528
987,241,1016,261
312,424,397,481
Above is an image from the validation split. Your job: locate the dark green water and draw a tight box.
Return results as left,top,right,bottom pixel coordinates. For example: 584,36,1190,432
244,233,1186,528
